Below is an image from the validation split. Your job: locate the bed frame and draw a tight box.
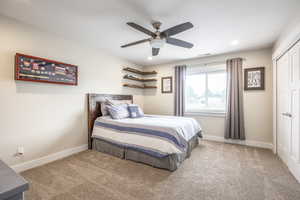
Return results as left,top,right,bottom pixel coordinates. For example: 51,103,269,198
87,93,133,149
87,93,200,171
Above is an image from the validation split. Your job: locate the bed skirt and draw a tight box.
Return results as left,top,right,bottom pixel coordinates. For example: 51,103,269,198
92,133,200,171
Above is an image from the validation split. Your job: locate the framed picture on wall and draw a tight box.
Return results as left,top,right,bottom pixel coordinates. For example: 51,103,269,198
15,53,78,86
244,67,265,90
161,76,172,93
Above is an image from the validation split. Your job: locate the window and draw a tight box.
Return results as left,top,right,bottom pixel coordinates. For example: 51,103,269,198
185,64,227,114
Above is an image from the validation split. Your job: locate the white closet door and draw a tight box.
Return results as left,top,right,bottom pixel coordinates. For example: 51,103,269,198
277,40,300,182
287,41,300,181
277,53,291,163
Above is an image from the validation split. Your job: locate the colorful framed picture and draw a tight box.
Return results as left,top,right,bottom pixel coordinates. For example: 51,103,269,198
161,76,172,93
15,53,78,86
244,67,265,90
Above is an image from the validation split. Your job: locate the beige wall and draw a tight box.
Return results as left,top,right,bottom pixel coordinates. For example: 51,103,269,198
0,15,144,166
144,48,273,144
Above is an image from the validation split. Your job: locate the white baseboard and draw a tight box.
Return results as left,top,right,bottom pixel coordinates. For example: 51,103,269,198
203,135,273,150
10,136,272,172
11,144,88,173
288,160,300,183
278,150,300,183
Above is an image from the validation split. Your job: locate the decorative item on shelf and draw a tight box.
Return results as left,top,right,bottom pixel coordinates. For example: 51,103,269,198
161,76,172,93
123,75,157,82
124,74,138,79
244,67,265,90
15,53,78,85
127,74,139,79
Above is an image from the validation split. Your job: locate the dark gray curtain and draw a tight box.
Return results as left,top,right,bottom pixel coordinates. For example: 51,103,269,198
174,65,187,116
225,58,245,140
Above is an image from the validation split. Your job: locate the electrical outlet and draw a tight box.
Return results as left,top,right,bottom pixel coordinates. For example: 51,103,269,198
17,146,24,156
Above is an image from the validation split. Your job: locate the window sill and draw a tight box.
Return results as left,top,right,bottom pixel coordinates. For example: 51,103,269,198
185,112,226,118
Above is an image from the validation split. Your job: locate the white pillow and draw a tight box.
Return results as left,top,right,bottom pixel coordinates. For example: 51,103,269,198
107,104,130,119
100,99,132,116
100,99,112,116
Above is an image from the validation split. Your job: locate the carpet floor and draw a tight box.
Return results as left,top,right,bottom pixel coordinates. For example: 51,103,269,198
21,140,300,200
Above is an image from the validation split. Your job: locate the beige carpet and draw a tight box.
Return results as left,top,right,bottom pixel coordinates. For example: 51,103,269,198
21,140,300,200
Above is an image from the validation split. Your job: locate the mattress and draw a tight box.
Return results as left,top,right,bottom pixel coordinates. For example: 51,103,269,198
92,115,202,158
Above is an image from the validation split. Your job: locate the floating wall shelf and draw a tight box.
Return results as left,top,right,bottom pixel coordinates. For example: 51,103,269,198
123,84,157,89
123,67,157,90
123,76,157,82
123,67,157,75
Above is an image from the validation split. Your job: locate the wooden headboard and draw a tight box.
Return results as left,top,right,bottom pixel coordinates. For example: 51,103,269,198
87,93,133,149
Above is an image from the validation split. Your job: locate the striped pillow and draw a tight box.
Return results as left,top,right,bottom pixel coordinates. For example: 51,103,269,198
128,104,144,118
107,104,130,119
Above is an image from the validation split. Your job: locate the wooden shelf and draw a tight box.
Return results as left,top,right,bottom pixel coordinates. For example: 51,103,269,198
123,84,157,89
123,76,157,82
123,67,157,75
144,85,157,89
122,67,157,89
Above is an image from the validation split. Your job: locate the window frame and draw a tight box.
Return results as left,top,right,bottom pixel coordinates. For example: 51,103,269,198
185,65,227,117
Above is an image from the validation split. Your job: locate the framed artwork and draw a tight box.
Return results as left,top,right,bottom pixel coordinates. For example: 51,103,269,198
161,76,172,93
15,53,78,86
244,67,265,90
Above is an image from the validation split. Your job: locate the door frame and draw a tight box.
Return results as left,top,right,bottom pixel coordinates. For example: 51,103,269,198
272,35,300,155
273,59,277,154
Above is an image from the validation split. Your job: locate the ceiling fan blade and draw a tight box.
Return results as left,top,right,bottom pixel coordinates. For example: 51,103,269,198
166,38,194,49
152,48,160,56
121,39,150,48
127,22,156,38
162,22,193,37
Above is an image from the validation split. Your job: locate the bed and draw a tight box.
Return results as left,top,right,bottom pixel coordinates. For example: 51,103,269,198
88,93,202,171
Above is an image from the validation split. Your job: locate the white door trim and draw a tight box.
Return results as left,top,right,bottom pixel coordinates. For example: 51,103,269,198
272,59,278,154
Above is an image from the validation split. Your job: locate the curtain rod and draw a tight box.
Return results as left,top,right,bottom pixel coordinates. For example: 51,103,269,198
188,58,246,67
189,60,225,67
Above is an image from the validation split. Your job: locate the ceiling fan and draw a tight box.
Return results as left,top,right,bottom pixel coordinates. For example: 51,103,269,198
121,21,194,56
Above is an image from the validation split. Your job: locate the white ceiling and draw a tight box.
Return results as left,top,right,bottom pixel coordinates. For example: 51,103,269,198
0,0,299,66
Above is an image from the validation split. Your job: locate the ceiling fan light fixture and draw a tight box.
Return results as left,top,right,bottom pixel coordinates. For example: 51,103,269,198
231,40,239,46
122,22,194,56
150,38,166,48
